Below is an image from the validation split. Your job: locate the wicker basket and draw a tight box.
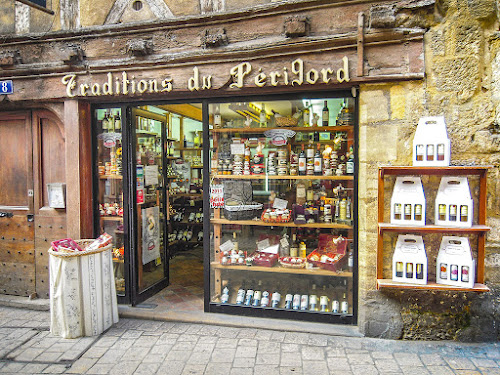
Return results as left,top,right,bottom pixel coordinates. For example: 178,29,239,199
275,116,299,127
223,203,263,220
48,239,112,258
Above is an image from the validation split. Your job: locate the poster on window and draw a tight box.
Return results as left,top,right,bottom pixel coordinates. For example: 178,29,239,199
142,206,160,265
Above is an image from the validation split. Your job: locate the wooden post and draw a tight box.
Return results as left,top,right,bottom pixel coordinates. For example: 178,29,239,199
357,12,365,77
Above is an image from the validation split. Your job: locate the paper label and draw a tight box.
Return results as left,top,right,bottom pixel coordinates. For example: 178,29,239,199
257,239,271,251
260,244,280,254
145,165,159,186
219,240,234,252
230,143,245,155
280,237,289,248
210,184,225,208
273,198,288,210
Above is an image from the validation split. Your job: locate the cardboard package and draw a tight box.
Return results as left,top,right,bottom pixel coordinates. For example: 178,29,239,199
412,116,451,167
436,236,475,288
434,177,473,228
390,176,426,226
392,234,428,285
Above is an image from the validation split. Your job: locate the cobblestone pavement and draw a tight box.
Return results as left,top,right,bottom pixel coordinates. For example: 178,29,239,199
0,306,499,375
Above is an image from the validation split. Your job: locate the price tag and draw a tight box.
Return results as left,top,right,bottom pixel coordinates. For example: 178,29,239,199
272,198,288,210
280,237,289,249
257,238,270,251
210,184,224,208
230,143,245,155
261,244,279,254
219,240,234,253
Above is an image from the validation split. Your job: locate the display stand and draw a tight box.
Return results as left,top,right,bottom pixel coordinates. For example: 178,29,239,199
49,240,119,339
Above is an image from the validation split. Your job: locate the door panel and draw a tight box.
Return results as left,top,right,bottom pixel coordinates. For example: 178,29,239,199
0,112,35,296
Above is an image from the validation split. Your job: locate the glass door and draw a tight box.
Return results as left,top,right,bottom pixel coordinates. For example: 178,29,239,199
130,107,168,304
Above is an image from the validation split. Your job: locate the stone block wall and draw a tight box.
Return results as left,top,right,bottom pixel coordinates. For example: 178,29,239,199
357,0,500,341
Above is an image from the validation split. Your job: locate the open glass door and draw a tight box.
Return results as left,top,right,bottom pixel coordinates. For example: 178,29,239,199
130,107,168,305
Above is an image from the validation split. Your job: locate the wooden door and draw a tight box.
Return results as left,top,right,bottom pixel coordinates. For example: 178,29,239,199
0,112,35,296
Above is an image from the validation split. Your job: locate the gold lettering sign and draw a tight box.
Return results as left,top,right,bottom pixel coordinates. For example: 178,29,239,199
61,57,350,98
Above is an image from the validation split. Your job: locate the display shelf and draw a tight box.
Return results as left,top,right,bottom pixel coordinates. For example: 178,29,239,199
212,262,352,277
377,165,490,291
171,220,203,226
166,156,180,160
210,125,354,134
171,193,203,198
192,166,204,169
212,218,352,229
377,279,489,293
179,147,202,151
112,258,125,263
378,223,490,234
212,174,353,181
137,130,160,137
99,175,123,180
100,216,123,222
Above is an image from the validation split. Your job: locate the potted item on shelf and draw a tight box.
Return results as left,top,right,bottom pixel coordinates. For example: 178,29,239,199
390,176,426,226
278,256,307,268
306,234,348,271
392,234,428,285
434,177,473,228
412,116,451,167
436,236,475,288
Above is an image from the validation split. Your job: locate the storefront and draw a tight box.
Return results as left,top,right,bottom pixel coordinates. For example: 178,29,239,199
1,0,499,340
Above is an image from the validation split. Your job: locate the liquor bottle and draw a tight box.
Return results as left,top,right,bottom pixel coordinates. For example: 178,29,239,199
259,103,267,128
346,146,354,175
214,104,222,128
102,111,110,132
394,203,402,220
183,136,187,147
271,288,281,308
261,285,270,307
221,283,230,304
290,234,299,257
319,285,329,312
339,196,347,222
236,282,246,305
314,144,322,176
340,293,349,314
285,288,294,309
300,290,309,311
114,111,121,131
322,100,329,126
232,232,239,252
244,281,255,306
292,290,301,310
252,280,263,307
298,145,307,176
331,296,340,313
303,102,310,127
280,233,290,257
309,284,318,311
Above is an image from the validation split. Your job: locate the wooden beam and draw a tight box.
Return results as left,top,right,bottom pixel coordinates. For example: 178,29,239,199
357,12,365,77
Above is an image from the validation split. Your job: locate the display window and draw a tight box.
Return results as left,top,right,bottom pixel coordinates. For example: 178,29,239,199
207,95,357,323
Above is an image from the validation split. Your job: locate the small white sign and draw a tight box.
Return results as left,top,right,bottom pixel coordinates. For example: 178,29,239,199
219,240,234,252
145,165,159,186
257,238,271,251
230,143,245,155
273,198,288,210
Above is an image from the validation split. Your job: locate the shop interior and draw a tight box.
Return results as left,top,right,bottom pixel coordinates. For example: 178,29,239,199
94,95,357,321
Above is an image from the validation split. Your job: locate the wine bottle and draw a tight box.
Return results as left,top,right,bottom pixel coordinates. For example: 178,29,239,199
298,145,307,176
322,100,329,127
114,111,121,131
314,144,322,176
346,146,354,175
259,103,267,128
244,281,254,306
221,283,230,304
252,280,263,307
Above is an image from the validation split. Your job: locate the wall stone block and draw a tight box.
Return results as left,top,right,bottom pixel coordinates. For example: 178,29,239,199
455,22,482,56
467,0,497,20
433,56,480,94
390,85,406,120
359,89,390,124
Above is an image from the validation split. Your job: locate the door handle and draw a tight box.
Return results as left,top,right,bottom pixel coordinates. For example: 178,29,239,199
27,214,34,222
0,212,13,218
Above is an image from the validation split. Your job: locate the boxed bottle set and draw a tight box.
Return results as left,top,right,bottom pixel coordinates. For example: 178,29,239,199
390,176,426,226
412,116,451,167
436,236,475,288
434,177,473,228
392,234,428,285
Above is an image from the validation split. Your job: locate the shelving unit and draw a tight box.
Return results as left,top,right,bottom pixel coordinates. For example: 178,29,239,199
209,97,357,322
376,166,490,293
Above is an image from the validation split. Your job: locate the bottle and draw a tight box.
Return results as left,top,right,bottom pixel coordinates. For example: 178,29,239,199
404,204,412,221
340,293,349,314
438,204,447,221
300,291,309,311
244,281,255,306
214,104,222,128
319,285,329,312
298,145,307,176
232,232,239,252
236,282,246,305
259,103,267,128
299,241,307,258
331,297,340,313
303,102,310,127
290,234,299,257
252,281,262,307
314,144,322,176
292,291,301,310
271,289,281,308
426,144,434,161
261,285,270,307
449,205,457,221
102,111,110,132
309,284,318,311
396,262,403,277
414,204,422,221
394,203,402,220
221,284,230,304
322,100,329,126
346,146,354,175
346,196,352,221
183,136,187,147
339,197,347,222
285,288,294,309
114,111,121,131
460,205,468,222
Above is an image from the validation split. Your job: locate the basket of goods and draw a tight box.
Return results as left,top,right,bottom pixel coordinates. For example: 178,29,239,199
49,233,113,257
220,250,247,266
275,116,299,127
261,208,292,223
278,256,306,268
306,234,348,272
224,202,263,220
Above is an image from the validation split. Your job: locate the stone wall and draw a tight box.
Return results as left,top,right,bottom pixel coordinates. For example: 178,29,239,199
358,0,500,341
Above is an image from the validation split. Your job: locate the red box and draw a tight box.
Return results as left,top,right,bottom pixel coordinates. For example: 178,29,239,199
306,234,348,272
251,251,279,267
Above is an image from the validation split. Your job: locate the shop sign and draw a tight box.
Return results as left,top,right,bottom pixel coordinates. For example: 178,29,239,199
0,80,13,95
60,57,350,98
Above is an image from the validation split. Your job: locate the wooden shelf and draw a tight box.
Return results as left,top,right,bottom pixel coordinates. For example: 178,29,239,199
212,262,352,277
137,130,160,137
99,174,122,180
378,223,490,234
212,174,353,181
210,125,353,134
212,218,352,229
379,165,491,177
192,166,204,169
179,147,202,151
100,216,123,222
171,193,203,198
112,258,125,263
166,156,180,160
377,279,490,293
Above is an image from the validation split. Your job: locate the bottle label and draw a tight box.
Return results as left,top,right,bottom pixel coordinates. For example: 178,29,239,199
285,294,293,309
300,295,309,310
440,263,448,280
244,290,254,306
461,266,470,282
292,294,301,310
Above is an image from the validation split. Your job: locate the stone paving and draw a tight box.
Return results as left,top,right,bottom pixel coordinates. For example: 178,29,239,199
0,306,499,374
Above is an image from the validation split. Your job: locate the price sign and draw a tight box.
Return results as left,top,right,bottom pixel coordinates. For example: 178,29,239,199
0,80,13,95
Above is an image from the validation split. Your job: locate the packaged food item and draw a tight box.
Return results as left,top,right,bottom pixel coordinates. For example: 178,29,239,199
85,233,113,251
51,238,83,252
